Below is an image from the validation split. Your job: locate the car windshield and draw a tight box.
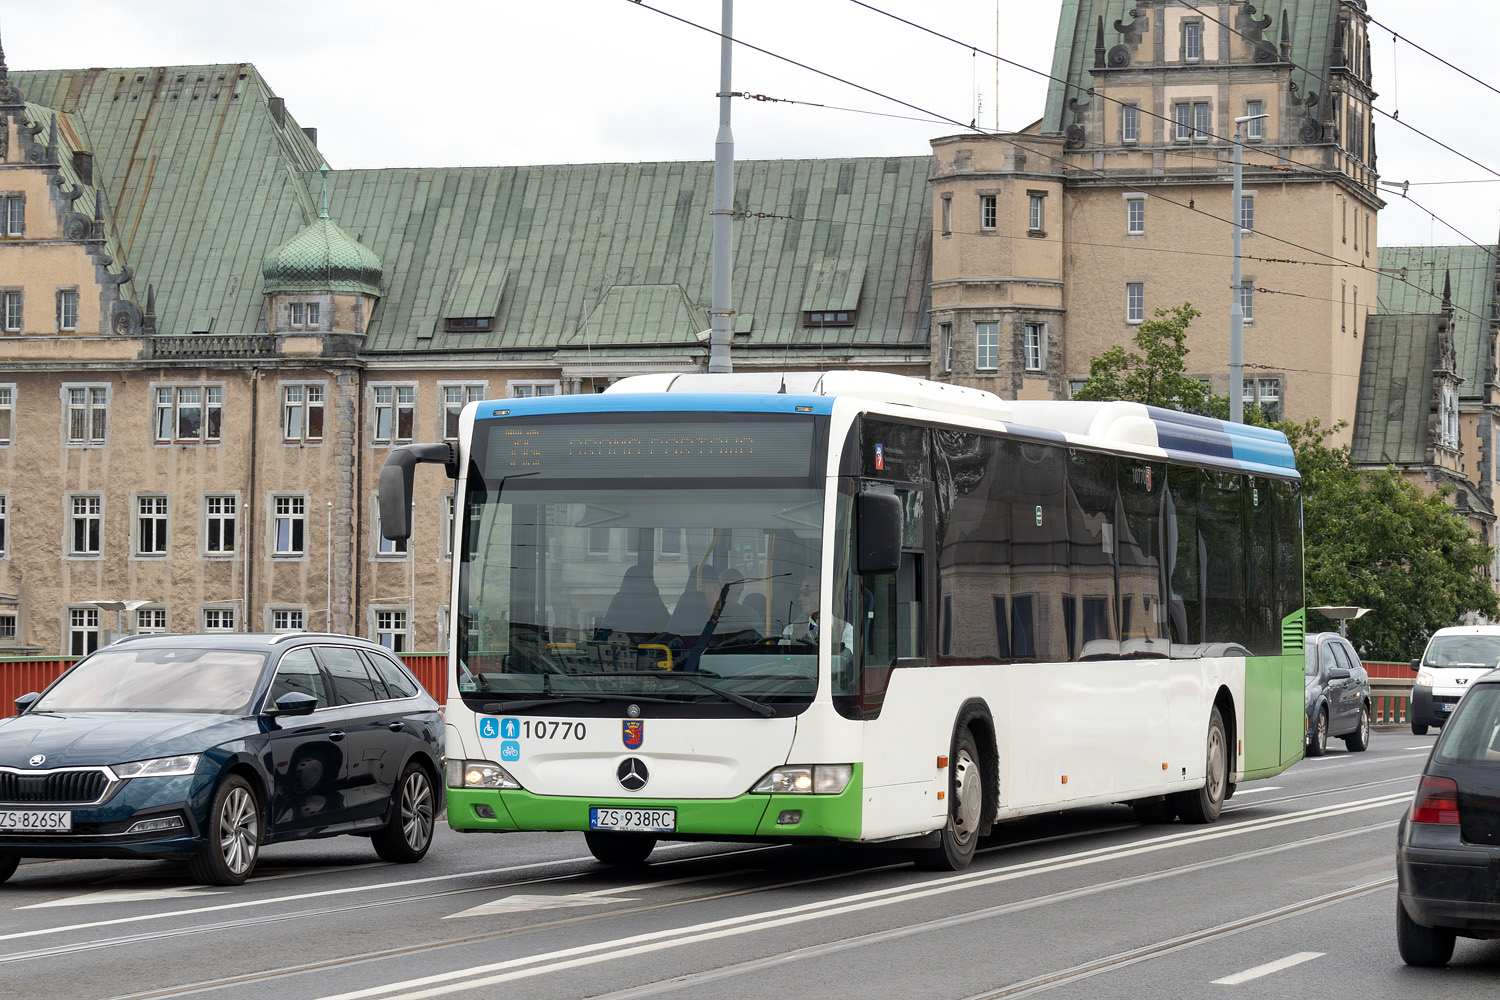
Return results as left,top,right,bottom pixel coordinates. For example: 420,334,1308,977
1423,635,1500,668
1434,686,1500,764
32,647,268,714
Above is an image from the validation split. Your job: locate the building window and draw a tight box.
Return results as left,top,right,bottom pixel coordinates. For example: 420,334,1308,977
0,386,12,446
1069,380,1088,399
804,310,856,328
68,608,99,656
1352,286,1359,336
0,613,17,641
1239,194,1255,232
980,195,997,230
0,494,7,556
1183,21,1203,61
375,609,409,651
509,381,560,398
587,526,610,559
442,384,486,440
1027,193,1046,232
1440,383,1460,450
941,195,952,236
205,495,237,554
0,195,23,236
1126,282,1145,324
444,494,455,559
372,385,415,444
1121,105,1139,144
1176,102,1211,142
938,323,953,373
1245,100,1264,141
288,302,321,330
1126,196,1145,235
272,609,305,632
67,386,109,445
975,322,999,371
58,289,79,332
203,607,236,632
1244,378,1282,422
1024,323,1045,372
136,496,168,556
443,317,492,333
71,495,102,555
1238,282,1254,322
2,290,21,332
377,497,409,558
136,608,168,633
155,385,222,443
1365,212,1371,258
1341,280,1347,332
283,384,324,443
273,495,306,555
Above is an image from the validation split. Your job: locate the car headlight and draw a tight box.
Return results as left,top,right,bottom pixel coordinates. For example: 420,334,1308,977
445,758,522,790
1416,671,1434,688
751,764,853,795
113,754,201,778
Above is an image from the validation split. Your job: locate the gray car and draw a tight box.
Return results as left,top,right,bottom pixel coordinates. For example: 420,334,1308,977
1304,632,1371,756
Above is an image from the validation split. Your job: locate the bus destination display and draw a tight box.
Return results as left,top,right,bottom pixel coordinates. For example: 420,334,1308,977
483,418,814,479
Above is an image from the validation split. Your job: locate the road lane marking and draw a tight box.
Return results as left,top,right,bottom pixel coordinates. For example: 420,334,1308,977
19,886,226,909
1211,951,1323,984
1226,786,1279,795
444,870,745,918
305,797,1411,1000
1404,746,1432,750
1298,752,1429,769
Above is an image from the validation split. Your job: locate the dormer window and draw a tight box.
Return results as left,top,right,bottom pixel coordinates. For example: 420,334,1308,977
444,317,493,333
804,310,855,328
289,302,320,330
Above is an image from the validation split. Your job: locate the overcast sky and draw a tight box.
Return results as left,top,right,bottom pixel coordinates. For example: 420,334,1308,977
4,0,1497,248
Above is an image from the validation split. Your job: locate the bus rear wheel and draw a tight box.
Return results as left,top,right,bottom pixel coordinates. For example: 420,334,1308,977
1171,707,1227,824
912,729,983,871
584,831,656,866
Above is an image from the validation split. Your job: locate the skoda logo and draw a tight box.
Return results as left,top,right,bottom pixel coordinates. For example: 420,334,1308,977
616,757,649,791
28,754,45,767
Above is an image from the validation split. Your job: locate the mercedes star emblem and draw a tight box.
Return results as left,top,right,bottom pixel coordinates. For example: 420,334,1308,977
626,704,641,719
28,754,45,767
616,757,649,791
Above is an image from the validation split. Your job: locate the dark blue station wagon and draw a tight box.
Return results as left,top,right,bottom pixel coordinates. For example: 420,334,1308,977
0,633,443,885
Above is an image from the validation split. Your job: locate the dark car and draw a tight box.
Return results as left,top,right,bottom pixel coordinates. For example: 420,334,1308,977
1304,632,1371,756
1397,667,1500,965
0,632,443,886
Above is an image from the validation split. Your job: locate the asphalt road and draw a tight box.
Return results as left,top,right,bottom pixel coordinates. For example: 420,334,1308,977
0,729,1480,1000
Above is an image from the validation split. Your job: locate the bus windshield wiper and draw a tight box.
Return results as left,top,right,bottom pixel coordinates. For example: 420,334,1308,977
480,692,682,713
600,670,776,717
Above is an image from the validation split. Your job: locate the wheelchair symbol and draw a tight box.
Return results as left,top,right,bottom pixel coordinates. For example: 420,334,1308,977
480,717,499,739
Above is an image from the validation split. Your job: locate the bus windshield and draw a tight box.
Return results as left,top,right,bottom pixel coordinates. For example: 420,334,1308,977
455,413,829,712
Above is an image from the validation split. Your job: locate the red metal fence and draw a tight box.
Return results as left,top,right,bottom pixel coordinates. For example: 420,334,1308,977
0,653,450,717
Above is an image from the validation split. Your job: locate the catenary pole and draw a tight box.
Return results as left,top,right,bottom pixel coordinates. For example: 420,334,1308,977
708,0,734,373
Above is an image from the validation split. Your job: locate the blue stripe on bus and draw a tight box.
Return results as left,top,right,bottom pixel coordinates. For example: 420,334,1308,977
1148,407,1298,476
477,393,835,420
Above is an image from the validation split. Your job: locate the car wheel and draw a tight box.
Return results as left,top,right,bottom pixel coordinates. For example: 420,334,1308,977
373,762,437,864
1307,708,1328,757
1172,707,1227,824
0,853,18,884
189,775,260,886
1397,900,1456,966
913,728,985,870
1411,721,1429,736
1344,705,1371,752
584,831,657,866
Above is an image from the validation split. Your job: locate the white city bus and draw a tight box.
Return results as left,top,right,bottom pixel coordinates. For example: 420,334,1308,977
380,371,1306,869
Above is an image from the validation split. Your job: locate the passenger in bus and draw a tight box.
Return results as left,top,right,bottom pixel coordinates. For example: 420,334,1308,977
713,568,759,635
784,575,853,649
741,592,769,634
597,564,669,638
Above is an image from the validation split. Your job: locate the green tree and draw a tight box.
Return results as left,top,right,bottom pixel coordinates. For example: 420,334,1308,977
1072,303,1223,415
1283,418,1498,660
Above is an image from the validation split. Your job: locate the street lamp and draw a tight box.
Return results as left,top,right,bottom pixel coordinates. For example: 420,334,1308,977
1310,605,1372,640
87,599,157,643
1230,113,1269,424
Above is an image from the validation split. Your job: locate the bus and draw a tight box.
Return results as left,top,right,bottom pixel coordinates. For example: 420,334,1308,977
379,371,1306,870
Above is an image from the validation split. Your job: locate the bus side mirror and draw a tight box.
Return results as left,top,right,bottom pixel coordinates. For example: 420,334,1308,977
857,492,902,574
379,443,456,541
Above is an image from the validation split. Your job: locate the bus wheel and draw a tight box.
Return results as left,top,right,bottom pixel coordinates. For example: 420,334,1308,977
912,729,983,871
1171,707,1227,824
584,831,656,866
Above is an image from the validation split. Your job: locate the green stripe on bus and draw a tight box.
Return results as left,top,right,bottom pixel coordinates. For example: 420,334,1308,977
445,766,864,840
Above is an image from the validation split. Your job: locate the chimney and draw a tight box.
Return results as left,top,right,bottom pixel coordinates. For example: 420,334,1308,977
268,96,285,126
72,150,94,186
302,127,317,147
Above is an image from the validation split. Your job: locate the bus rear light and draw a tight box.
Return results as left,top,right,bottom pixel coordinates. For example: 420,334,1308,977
752,764,853,795
1411,775,1460,825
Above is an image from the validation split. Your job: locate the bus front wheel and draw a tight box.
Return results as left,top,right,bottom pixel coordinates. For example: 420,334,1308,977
1171,707,1227,824
584,831,656,866
912,728,983,871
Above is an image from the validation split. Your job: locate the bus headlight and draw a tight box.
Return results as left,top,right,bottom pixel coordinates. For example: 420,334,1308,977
445,758,522,790
751,764,852,795
1416,670,1434,688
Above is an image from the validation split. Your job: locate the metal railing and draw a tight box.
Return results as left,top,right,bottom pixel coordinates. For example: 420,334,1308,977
1371,677,1412,725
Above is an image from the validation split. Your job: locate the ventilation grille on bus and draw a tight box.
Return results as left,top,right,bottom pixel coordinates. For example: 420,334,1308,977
1281,610,1306,655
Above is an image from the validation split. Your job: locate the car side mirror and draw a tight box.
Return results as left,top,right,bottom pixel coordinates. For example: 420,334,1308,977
857,492,902,575
14,691,40,714
268,691,318,717
1329,667,1351,681
1410,659,1420,672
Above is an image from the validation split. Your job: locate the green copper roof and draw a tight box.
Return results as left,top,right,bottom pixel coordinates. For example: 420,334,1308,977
1350,313,1441,467
1377,245,1498,403
262,215,383,296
